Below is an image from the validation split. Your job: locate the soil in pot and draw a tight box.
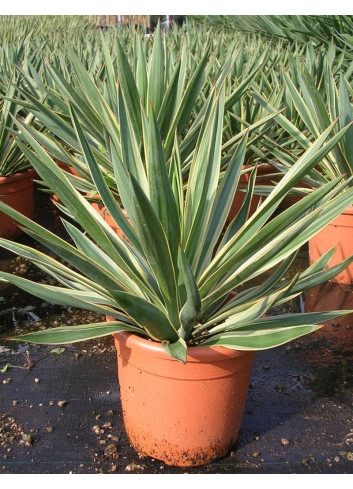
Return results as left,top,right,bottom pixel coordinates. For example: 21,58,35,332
0,169,36,239
111,326,255,467
308,206,353,284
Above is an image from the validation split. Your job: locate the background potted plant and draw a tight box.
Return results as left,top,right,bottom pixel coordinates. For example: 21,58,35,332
0,74,36,239
1,85,353,466
251,63,353,283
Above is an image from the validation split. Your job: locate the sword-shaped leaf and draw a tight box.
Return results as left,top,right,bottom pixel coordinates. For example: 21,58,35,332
339,73,353,176
143,108,180,266
0,232,121,294
198,325,321,350
109,290,179,342
12,131,160,299
178,244,201,341
205,276,298,335
128,172,179,328
232,311,353,332
202,184,353,312
147,22,164,115
184,87,225,268
118,88,148,192
164,47,210,159
0,272,127,319
135,37,148,108
162,337,187,364
195,132,248,278
7,322,142,345
67,47,106,121
158,60,181,139
116,38,142,143
199,121,353,293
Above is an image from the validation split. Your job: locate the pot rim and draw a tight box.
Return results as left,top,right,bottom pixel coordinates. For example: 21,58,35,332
90,199,128,217
0,168,36,184
340,205,353,216
113,331,254,363
242,163,281,175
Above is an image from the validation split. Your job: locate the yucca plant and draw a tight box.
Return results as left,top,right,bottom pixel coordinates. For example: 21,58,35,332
1,83,353,362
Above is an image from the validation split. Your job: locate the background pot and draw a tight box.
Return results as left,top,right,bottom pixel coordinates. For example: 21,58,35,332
303,282,353,364
55,161,80,177
90,200,129,239
309,206,353,284
0,168,36,239
112,329,255,467
227,164,279,223
227,164,309,223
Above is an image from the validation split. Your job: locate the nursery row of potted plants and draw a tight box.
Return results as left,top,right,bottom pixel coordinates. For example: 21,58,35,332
1,17,353,467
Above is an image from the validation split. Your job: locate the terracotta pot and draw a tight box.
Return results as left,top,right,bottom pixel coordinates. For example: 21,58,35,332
303,282,353,364
55,161,80,177
227,164,279,223
305,281,353,329
0,169,36,239
90,201,129,239
227,164,311,222
308,206,353,284
111,327,255,467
